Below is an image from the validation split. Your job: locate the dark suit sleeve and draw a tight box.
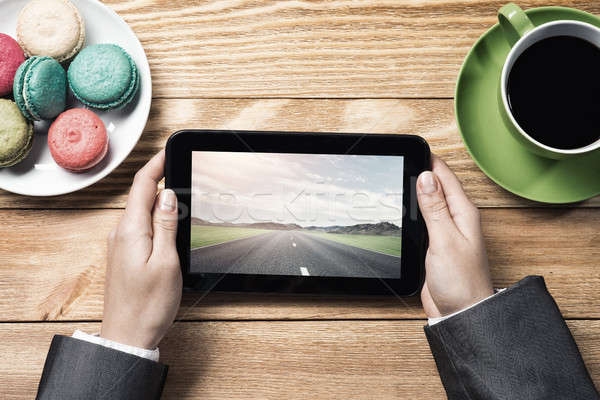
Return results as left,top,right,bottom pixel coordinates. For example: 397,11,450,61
36,335,168,400
424,276,599,400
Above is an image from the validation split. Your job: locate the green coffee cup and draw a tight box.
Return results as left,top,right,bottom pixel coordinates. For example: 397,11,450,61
497,3,600,159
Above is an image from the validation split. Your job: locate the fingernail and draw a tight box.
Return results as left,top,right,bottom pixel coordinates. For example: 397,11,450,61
159,189,177,212
419,171,437,194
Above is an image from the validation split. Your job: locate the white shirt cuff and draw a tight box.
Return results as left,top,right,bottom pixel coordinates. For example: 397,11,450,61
428,289,506,326
72,330,160,362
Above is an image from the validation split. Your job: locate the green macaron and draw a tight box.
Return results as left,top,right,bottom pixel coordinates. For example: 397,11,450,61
0,99,34,167
68,44,140,110
13,56,67,121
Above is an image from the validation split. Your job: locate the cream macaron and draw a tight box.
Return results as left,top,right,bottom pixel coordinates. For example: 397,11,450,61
16,0,85,63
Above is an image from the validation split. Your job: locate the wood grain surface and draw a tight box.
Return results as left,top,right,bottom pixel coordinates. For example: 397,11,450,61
3,1,600,398
98,0,600,99
1,320,599,399
1,208,598,321
0,99,598,208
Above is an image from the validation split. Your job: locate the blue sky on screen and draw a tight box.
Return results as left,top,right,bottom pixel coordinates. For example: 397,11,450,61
191,152,404,227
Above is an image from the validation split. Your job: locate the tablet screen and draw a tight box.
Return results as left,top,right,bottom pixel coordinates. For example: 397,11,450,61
190,151,404,279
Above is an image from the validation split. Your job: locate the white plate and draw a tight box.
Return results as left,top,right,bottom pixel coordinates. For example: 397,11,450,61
0,0,151,196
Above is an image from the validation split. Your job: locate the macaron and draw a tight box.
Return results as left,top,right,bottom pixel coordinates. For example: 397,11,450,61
48,108,108,172
0,34,26,97
16,0,85,63
0,99,34,168
68,44,139,110
13,56,67,121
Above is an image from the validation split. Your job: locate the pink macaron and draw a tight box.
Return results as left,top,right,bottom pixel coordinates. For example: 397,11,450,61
0,33,26,96
48,109,108,172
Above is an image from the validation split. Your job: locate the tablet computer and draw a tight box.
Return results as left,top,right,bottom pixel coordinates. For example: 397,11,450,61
166,130,429,296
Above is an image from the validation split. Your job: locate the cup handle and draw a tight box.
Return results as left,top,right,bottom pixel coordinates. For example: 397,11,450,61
498,3,535,46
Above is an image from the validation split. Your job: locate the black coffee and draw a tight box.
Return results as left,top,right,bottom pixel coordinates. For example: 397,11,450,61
507,36,600,150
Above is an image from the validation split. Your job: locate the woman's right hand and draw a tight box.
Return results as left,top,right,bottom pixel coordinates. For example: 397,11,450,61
416,155,494,318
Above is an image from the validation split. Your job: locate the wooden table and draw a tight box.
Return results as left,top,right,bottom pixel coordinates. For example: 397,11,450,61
2,1,600,398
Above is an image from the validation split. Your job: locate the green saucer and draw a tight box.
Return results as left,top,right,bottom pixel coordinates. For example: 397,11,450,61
456,6,600,204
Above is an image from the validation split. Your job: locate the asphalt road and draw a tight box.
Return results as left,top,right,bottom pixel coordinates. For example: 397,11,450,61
190,231,401,278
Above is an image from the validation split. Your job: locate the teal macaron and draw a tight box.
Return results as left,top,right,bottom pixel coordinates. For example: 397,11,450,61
68,44,139,110
13,56,67,121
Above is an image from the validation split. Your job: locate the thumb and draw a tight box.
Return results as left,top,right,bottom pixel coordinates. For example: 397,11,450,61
152,189,179,254
416,171,457,245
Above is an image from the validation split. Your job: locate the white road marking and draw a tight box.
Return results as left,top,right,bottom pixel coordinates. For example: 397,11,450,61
300,267,310,276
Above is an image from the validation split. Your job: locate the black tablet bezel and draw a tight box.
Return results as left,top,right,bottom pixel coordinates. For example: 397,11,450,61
166,130,429,296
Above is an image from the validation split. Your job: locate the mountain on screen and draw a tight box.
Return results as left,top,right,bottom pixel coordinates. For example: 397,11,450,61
305,221,401,236
192,218,400,236
191,218,302,231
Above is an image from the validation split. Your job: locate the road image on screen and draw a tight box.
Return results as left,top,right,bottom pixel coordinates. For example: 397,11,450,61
190,152,404,279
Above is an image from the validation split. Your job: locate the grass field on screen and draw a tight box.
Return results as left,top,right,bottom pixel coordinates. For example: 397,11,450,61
191,225,271,249
302,231,401,257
